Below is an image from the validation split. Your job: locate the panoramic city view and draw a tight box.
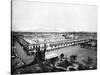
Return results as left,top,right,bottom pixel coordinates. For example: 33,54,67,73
11,0,97,74
11,32,97,74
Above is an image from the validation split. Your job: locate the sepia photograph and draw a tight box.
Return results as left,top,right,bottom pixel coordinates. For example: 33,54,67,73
11,0,97,74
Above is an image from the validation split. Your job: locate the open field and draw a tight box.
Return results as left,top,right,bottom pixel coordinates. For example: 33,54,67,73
46,45,97,67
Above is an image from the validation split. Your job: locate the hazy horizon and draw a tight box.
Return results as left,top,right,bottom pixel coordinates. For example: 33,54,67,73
11,30,97,33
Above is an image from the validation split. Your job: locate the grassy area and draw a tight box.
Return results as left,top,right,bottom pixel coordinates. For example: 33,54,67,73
45,45,97,67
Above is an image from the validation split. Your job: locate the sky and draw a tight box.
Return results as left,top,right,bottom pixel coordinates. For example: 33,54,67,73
12,0,97,32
